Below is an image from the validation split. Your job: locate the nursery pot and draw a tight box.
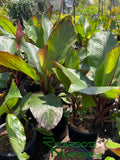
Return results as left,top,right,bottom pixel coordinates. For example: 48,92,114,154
44,142,93,160
52,115,68,142
34,114,68,160
68,123,99,151
0,123,36,160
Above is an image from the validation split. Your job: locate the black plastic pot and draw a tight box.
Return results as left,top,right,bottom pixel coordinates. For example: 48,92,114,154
68,124,99,151
34,115,68,160
0,123,36,160
44,142,93,160
52,115,68,142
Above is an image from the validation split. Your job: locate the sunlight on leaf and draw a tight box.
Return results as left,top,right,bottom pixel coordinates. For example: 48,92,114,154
6,114,29,160
0,16,17,36
105,139,120,157
105,45,120,74
0,51,37,81
37,45,48,73
29,93,63,130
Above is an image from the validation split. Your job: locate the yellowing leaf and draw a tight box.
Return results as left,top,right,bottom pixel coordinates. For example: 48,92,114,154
105,139,120,157
105,45,120,74
0,51,36,81
0,16,17,36
31,16,39,26
37,45,48,73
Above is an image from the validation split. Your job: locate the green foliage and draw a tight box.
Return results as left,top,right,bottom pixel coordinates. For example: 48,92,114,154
0,79,22,116
6,0,45,24
0,5,9,18
0,51,37,81
75,15,100,47
0,13,76,131
0,15,17,35
52,38,120,126
76,2,98,17
29,93,63,130
0,72,10,88
105,157,115,160
6,114,29,160
104,117,120,158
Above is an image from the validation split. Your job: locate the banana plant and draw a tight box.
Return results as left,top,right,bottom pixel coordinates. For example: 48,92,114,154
0,12,76,131
0,12,76,158
52,30,120,127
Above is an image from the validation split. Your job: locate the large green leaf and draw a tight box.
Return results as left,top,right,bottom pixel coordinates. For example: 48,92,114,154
42,13,53,44
0,16,17,36
47,18,76,72
95,45,120,86
105,45,120,73
69,86,120,98
56,62,92,87
87,31,118,75
65,47,80,69
29,93,63,130
53,68,71,91
14,93,31,118
104,45,120,81
0,72,10,88
0,27,15,38
77,47,89,73
6,114,29,160
23,20,44,48
37,45,48,74
21,39,47,84
0,51,37,81
0,36,17,54
0,80,22,116
52,62,92,91
20,39,42,75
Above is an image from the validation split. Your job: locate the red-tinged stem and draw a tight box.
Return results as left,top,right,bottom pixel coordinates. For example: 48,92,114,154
58,0,64,22
6,103,13,114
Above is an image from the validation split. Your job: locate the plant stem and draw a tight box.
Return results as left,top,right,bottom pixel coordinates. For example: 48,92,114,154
93,102,120,126
73,0,76,24
71,98,76,117
58,0,64,22
20,110,29,124
6,104,13,114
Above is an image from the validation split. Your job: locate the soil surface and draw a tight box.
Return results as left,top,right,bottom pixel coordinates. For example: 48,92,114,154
0,130,14,153
70,118,96,133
